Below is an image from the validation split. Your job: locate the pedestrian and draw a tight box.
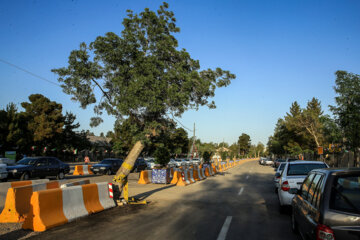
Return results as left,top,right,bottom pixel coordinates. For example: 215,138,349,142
84,155,90,164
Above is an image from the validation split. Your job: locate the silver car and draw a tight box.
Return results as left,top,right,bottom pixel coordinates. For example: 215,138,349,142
278,161,328,212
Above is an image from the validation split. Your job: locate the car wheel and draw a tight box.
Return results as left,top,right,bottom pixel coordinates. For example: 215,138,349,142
274,187,278,194
57,171,65,180
106,169,112,175
20,172,30,181
291,209,299,234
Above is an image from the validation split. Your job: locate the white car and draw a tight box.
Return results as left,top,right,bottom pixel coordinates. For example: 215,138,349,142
265,159,274,166
191,158,201,165
167,159,177,168
172,159,182,167
0,164,8,181
278,161,328,211
144,158,156,169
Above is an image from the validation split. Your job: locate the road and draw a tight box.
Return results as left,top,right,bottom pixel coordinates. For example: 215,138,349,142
14,160,301,240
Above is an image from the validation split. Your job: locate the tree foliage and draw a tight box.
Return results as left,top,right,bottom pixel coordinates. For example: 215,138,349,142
330,70,360,166
51,2,235,144
0,95,90,156
238,133,251,155
21,94,64,143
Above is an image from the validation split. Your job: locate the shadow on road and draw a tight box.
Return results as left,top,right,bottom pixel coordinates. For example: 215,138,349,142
133,184,176,200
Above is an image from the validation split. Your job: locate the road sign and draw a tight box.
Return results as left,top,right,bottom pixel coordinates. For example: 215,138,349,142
317,147,323,155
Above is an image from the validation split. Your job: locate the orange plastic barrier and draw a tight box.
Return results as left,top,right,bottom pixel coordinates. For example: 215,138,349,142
72,165,94,175
176,171,188,186
22,182,115,232
0,181,63,223
138,170,152,184
170,171,181,184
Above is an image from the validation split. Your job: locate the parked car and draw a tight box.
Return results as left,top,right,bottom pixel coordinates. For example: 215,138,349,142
191,158,201,165
0,164,8,182
274,162,286,193
7,157,70,180
132,158,147,172
167,159,177,168
0,158,15,165
278,161,328,211
145,158,156,169
91,158,124,175
259,157,267,165
183,159,191,167
292,168,360,240
274,159,286,168
174,158,184,167
265,159,274,166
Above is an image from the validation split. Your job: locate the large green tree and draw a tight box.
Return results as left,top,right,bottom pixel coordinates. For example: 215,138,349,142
238,133,251,155
330,70,360,166
52,3,235,188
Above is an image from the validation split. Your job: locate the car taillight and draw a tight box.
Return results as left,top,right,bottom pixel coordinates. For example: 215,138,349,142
281,181,290,191
276,175,280,179
316,224,335,240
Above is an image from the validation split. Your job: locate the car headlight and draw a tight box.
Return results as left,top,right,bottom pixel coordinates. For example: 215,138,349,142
100,167,106,170
11,169,17,173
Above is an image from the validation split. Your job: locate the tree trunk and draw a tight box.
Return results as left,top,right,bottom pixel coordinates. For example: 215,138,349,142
113,140,145,190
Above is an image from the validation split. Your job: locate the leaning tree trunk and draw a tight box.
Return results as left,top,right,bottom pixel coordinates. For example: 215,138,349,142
113,140,145,191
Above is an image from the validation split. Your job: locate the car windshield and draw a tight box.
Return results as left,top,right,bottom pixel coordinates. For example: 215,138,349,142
17,158,37,165
279,163,286,171
287,163,327,176
330,175,360,214
175,159,182,162
100,160,115,165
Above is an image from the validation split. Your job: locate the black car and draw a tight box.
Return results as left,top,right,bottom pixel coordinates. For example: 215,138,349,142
132,158,147,173
7,157,70,180
91,158,124,175
292,168,360,240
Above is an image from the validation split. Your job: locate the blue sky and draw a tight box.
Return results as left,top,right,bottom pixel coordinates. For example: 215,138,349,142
0,0,359,146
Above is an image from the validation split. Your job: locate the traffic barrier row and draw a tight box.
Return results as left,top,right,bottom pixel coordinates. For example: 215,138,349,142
73,165,94,175
0,179,92,223
0,179,50,210
138,158,259,187
22,182,115,232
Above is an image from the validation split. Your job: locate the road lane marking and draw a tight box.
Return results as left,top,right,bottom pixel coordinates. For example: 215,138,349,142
246,175,250,180
238,187,244,196
217,216,233,240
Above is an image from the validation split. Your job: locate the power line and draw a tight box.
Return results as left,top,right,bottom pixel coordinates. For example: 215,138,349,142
169,112,193,132
0,58,61,87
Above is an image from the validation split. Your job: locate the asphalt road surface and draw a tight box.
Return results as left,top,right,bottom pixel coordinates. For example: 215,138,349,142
2,161,301,240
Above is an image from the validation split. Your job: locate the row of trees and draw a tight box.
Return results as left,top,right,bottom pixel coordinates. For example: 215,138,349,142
0,94,90,157
267,71,360,167
0,93,263,162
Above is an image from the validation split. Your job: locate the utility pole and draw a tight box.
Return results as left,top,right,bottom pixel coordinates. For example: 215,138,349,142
187,123,196,159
